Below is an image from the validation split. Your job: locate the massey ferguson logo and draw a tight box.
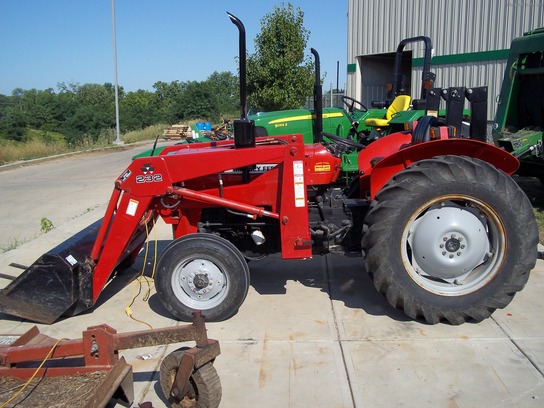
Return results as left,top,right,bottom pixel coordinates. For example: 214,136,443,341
136,163,163,183
141,163,155,174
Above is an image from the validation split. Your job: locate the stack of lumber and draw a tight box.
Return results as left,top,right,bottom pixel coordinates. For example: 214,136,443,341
162,124,190,140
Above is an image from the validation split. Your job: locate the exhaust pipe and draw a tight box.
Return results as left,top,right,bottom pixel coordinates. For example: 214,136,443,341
227,12,255,148
311,48,323,143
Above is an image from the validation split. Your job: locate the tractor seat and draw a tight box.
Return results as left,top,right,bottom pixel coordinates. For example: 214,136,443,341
365,95,411,127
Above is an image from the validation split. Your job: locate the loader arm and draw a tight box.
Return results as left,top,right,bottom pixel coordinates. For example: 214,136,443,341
90,135,314,304
0,134,319,323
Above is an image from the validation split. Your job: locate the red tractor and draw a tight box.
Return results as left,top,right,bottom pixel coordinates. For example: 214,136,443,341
0,13,538,326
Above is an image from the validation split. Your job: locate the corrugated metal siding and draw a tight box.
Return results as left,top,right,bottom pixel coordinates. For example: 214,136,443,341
347,0,544,119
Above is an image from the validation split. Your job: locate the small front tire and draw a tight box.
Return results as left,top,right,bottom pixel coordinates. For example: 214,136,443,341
156,233,250,322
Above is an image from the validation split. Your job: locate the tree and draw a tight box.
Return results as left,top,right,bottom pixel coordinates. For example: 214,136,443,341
205,71,239,116
24,88,56,131
0,107,26,141
120,89,158,131
246,3,314,111
65,83,115,142
169,81,219,122
153,80,185,122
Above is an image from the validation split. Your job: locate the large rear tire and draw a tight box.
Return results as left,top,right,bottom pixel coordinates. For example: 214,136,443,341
362,156,538,324
156,233,250,322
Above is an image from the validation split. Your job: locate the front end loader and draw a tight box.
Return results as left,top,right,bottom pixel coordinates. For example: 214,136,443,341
0,13,538,326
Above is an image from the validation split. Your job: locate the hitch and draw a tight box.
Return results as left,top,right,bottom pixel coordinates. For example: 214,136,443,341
0,311,221,407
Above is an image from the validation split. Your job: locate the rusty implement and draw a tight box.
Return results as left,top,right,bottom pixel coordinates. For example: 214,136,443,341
0,311,221,408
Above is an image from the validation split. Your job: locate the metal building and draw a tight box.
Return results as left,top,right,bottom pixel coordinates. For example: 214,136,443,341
347,0,544,120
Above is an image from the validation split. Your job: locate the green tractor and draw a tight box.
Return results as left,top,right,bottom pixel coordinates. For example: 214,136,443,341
251,36,438,143
492,27,544,180
247,37,438,180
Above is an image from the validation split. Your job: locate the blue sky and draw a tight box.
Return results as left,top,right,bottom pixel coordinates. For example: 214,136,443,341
0,1,348,95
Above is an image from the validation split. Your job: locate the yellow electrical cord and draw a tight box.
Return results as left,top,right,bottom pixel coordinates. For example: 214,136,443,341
0,337,66,408
125,216,158,329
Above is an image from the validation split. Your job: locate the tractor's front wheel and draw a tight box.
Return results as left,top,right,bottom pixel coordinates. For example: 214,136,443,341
362,156,538,324
156,233,250,322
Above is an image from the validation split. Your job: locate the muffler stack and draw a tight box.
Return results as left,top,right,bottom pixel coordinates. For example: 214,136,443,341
228,12,255,148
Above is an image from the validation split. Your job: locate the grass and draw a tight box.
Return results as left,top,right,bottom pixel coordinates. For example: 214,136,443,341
118,124,167,144
40,217,54,233
0,138,71,164
0,238,24,253
0,120,236,165
0,124,168,166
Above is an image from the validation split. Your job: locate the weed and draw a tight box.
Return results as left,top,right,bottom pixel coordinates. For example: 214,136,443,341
1,238,23,253
40,217,54,233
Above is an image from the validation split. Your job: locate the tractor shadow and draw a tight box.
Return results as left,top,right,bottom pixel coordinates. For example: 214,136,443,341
0,236,410,324
127,239,407,323
246,252,410,322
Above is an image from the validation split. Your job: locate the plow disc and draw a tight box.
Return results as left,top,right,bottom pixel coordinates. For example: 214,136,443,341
0,219,102,324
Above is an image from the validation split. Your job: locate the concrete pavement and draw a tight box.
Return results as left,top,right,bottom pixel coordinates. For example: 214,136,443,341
0,144,543,407
1,210,543,407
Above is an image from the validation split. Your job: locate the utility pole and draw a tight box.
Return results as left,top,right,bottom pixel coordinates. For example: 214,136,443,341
112,0,123,145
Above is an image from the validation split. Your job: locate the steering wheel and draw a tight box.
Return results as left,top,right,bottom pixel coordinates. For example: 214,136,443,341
322,132,365,151
341,96,368,113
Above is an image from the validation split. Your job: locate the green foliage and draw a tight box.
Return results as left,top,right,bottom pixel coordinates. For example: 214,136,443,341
120,89,159,131
0,108,27,141
150,75,240,124
246,2,315,111
40,217,54,233
170,81,219,122
206,71,240,116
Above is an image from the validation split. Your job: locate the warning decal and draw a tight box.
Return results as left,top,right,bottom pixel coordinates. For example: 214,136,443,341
293,160,305,208
126,199,139,216
314,161,331,172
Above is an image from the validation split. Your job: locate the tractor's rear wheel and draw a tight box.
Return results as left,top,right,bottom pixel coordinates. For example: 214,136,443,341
362,156,538,325
156,233,250,322
160,347,221,408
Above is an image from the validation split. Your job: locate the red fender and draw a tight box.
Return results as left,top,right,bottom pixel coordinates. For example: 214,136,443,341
363,138,519,200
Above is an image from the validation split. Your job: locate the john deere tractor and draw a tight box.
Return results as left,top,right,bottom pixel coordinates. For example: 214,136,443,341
493,27,544,180
250,36,437,144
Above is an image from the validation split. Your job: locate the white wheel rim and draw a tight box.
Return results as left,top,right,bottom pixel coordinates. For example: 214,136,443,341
401,195,506,296
171,257,228,310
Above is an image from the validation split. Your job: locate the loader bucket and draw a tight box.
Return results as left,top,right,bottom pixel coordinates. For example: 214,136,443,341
0,219,102,324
